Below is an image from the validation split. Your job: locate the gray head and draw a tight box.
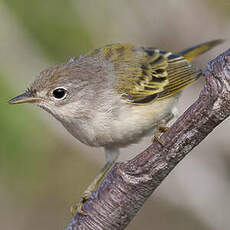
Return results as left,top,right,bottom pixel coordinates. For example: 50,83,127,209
8,56,115,121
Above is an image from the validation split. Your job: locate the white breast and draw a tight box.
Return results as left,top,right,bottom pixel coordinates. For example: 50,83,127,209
83,95,179,147
48,94,179,148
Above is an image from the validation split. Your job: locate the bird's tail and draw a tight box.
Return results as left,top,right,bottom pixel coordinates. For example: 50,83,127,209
178,39,223,62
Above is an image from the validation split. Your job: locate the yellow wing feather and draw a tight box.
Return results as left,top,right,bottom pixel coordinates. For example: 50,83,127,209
89,40,222,104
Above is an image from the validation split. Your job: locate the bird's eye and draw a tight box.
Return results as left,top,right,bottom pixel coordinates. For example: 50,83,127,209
52,88,67,100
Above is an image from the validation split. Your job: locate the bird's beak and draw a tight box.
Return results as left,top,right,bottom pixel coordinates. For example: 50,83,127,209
8,92,42,104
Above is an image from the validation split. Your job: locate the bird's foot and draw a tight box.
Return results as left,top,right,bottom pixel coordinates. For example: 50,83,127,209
158,125,169,133
152,125,169,145
153,134,164,145
70,192,91,216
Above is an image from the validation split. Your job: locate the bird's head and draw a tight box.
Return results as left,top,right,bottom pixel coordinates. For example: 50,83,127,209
8,56,109,121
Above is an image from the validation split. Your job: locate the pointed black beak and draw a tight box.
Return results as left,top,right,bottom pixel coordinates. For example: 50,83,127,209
8,92,42,104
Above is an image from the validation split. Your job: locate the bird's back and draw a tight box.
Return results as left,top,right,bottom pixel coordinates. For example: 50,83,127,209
87,40,222,105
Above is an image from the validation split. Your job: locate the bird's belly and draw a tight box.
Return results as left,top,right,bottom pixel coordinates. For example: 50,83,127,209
108,97,178,147
89,96,178,147
62,96,179,148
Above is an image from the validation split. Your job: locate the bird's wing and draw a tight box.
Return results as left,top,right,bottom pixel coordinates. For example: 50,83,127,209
89,44,200,104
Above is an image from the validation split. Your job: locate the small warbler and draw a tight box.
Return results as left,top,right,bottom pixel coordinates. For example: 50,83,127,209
8,39,222,215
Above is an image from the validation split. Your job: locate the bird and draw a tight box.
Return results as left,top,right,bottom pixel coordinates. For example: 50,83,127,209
8,39,223,215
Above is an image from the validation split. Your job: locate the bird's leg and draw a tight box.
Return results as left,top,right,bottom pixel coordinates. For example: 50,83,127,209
71,148,119,216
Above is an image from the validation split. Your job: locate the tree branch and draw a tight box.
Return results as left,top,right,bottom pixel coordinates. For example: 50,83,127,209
65,49,230,230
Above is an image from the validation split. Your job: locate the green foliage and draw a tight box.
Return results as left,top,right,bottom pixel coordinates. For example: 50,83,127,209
0,74,97,205
4,0,93,61
0,75,50,193
0,1,98,208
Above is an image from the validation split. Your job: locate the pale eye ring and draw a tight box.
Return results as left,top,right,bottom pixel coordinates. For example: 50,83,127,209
52,87,67,100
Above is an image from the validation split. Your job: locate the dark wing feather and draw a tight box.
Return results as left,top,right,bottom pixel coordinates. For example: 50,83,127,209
90,44,201,104
157,52,200,100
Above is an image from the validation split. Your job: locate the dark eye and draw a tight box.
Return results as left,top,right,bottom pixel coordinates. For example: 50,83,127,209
52,88,67,99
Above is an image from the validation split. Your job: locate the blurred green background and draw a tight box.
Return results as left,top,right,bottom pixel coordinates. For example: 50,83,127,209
0,0,230,229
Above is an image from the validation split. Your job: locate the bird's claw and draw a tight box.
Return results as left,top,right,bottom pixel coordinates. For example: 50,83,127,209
152,125,169,146
70,193,90,216
152,134,164,145
158,125,169,133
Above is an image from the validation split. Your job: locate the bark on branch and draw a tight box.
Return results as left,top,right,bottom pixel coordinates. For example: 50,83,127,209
65,49,230,230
